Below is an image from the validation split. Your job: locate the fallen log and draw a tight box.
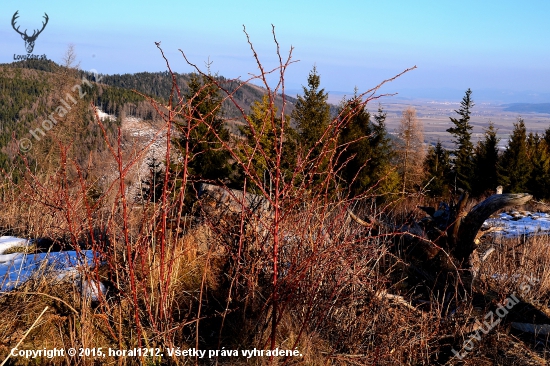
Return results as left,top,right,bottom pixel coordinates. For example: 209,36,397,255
347,193,533,290
453,193,532,265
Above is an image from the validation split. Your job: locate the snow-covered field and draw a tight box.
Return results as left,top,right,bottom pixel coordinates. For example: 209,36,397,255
0,236,105,300
482,211,550,238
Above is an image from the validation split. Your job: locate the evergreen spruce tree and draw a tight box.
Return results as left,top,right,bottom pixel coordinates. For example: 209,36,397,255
423,140,451,197
336,101,398,197
544,127,550,154
291,66,331,155
526,132,550,198
499,118,531,193
140,156,165,203
239,95,297,192
447,89,475,192
337,97,372,196
472,123,500,196
371,106,400,194
174,73,233,184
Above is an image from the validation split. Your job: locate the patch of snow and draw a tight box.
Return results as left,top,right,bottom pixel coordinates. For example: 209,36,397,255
94,107,116,121
78,277,106,301
483,211,550,238
56,267,107,302
0,244,106,301
0,236,30,254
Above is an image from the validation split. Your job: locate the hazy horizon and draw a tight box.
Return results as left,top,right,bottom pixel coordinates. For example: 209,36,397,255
1,1,549,104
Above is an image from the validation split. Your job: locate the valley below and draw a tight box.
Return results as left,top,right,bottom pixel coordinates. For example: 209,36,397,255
364,98,550,148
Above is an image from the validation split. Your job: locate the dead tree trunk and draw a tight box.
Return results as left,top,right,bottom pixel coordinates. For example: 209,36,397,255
414,193,533,270
349,193,532,280
452,193,532,266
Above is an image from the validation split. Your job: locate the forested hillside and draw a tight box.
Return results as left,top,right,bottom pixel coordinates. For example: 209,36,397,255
90,70,297,119
0,59,297,180
422,89,550,200
0,60,126,178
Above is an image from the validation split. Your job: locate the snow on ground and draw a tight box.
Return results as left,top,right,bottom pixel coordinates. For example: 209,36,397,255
0,236,28,254
94,107,116,121
482,211,550,238
0,236,105,301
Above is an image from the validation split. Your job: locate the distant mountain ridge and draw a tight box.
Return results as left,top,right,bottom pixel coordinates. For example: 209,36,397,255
2,59,298,120
93,71,297,119
503,103,550,114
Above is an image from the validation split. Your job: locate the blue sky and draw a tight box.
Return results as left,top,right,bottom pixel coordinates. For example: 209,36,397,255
1,0,549,102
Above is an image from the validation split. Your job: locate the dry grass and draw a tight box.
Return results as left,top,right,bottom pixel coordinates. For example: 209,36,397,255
3,179,550,364
2,30,550,366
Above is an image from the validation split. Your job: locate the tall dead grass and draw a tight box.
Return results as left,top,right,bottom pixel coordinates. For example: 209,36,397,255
2,26,549,366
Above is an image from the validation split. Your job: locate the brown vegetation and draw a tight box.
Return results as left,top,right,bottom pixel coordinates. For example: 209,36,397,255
396,107,425,194
1,29,550,366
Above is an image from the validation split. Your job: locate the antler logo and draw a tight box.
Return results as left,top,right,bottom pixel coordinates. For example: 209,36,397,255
11,11,49,54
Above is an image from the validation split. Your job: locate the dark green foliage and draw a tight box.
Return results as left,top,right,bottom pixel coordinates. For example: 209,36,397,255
6,58,60,73
289,67,331,191
337,98,372,195
472,123,500,196
447,88,475,192
140,157,165,203
499,118,531,193
544,126,550,150
371,106,395,177
0,67,54,177
423,140,451,197
176,74,233,184
526,132,550,199
291,66,331,154
97,72,296,120
92,85,147,117
337,100,397,197
0,62,145,176
0,67,52,140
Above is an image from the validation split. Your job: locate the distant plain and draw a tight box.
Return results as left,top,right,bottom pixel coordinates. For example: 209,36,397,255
327,96,550,149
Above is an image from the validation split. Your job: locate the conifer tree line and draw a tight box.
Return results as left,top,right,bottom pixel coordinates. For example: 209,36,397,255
425,88,550,199
165,70,550,202
168,68,399,201
13,59,550,201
